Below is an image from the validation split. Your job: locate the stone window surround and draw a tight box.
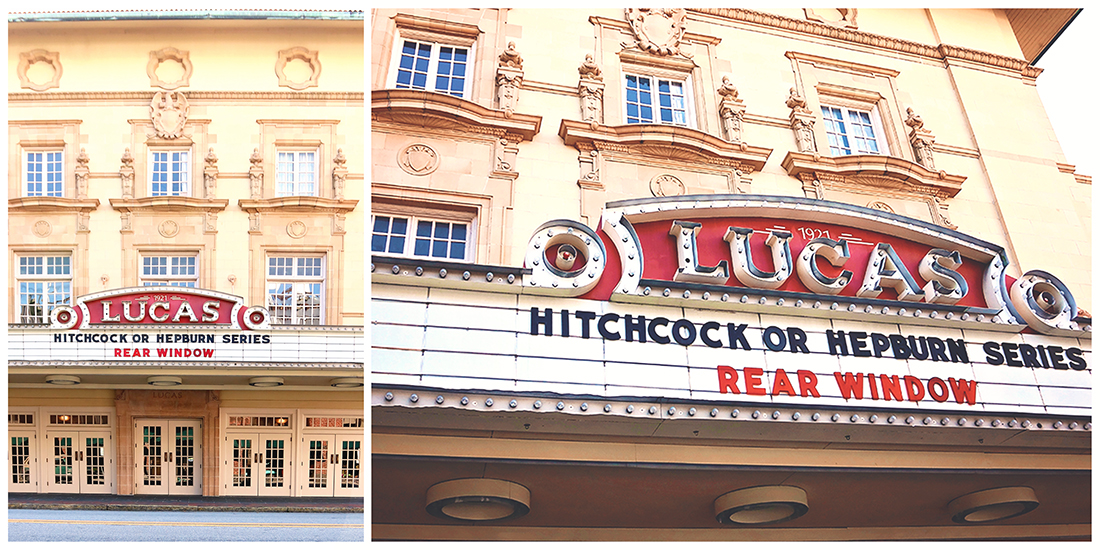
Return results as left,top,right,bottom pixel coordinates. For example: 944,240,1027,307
148,147,193,198
275,148,321,198
126,118,212,200
9,120,83,201
383,14,482,100
260,247,330,326
137,249,201,287
620,68,696,129
371,202,478,263
819,100,890,157
256,119,340,200
12,250,74,325
372,183,490,265
21,148,65,198
387,35,475,100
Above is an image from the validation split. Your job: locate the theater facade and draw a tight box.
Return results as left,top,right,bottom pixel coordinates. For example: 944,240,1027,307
371,8,1090,540
9,11,365,498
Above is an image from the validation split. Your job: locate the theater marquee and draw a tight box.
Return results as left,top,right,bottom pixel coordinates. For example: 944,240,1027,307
372,195,1090,418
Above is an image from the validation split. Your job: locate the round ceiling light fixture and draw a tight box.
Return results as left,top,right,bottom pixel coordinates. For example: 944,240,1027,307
45,375,81,385
426,478,531,522
330,377,364,388
146,376,182,387
248,377,284,387
948,486,1039,523
714,486,809,525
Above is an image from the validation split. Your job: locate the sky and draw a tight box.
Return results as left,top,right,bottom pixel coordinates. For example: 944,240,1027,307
1034,8,1097,179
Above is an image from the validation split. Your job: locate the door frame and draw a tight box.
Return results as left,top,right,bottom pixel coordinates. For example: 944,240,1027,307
133,418,203,495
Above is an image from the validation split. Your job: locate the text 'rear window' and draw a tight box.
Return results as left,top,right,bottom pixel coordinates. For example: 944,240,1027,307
821,106,881,156
141,255,198,287
151,150,190,196
372,215,468,261
25,151,63,197
626,75,688,126
17,255,71,324
267,256,324,325
276,151,317,197
395,39,468,98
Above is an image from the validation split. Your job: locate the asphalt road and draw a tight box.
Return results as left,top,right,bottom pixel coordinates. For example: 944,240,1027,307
8,509,365,541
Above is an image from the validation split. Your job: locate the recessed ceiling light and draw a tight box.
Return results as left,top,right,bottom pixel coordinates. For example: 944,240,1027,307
948,487,1039,523
426,478,531,522
46,375,81,385
249,377,284,387
714,486,809,525
146,376,182,386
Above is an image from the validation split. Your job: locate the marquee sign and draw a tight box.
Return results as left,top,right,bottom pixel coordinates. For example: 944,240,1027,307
49,287,270,331
523,195,1088,337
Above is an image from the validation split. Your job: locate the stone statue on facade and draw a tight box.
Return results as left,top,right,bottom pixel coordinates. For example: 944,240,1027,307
498,41,523,70
905,107,937,171
578,54,602,81
786,87,817,154
203,147,218,199
120,147,135,199
332,148,347,200
578,54,605,128
75,148,90,199
496,42,524,116
717,76,746,143
248,148,264,199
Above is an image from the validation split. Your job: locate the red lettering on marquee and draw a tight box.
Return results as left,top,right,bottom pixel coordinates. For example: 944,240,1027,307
903,375,926,402
717,366,740,394
771,369,796,397
834,372,864,400
796,370,820,397
744,367,766,396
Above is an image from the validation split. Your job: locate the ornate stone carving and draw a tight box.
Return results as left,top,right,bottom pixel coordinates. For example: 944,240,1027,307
579,54,603,81
275,47,321,91
399,144,439,176
650,174,686,197
498,41,523,69
150,91,190,139
578,148,602,188
623,8,690,57
248,212,262,233
33,220,52,238
120,212,133,233
868,200,895,213
578,54,606,128
147,47,192,90
77,212,90,233
203,147,218,199
75,148,90,200
204,211,218,233
159,219,180,238
332,148,347,200
120,148,135,199
804,8,858,29
17,49,62,91
333,213,346,235
928,195,957,229
787,87,817,155
248,148,264,199
717,76,746,143
287,220,307,239
906,107,937,171
492,138,520,178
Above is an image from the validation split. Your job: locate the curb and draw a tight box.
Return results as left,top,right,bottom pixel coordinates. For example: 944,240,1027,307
10,503,363,513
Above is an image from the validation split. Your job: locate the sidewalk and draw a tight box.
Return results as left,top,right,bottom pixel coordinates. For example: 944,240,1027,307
8,492,363,513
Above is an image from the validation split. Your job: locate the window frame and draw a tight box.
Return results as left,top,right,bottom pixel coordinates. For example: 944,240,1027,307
15,253,73,324
621,71,695,128
275,149,320,197
387,34,474,100
148,148,192,197
265,255,326,326
23,149,65,198
819,103,890,157
371,213,474,262
139,253,200,288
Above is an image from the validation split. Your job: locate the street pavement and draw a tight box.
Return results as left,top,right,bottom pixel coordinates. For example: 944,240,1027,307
8,509,365,541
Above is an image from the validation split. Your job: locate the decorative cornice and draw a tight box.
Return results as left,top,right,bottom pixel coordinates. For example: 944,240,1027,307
589,15,722,46
780,151,965,197
689,8,1043,78
108,196,229,212
371,89,542,142
558,119,772,173
9,91,364,102
9,197,99,212
238,196,359,213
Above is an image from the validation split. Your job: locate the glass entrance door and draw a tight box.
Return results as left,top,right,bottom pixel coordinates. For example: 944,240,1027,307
45,431,112,494
299,435,362,497
8,431,37,493
136,419,201,495
223,433,292,496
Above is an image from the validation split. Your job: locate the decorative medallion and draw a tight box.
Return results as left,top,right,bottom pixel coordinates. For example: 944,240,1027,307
275,47,321,91
804,8,858,29
33,220,52,238
17,49,63,91
650,174,686,197
623,8,690,57
287,220,307,239
147,47,193,90
399,144,440,176
150,91,190,139
158,219,180,238
868,200,895,213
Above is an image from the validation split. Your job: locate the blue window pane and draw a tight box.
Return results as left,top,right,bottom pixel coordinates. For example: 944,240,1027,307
403,41,417,55
432,240,447,258
641,105,652,121
417,221,432,238
627,103,638,120
438,61,451,75
661,109,672,123
414,57,429,73
396,71,411,86
373,217,390,233
389,236,405,254
453,63,465,77
392,218,407,235
371,235,387,252
454,49,467,63
452,224,466,240
399,54,414,70
450,242,465,259
434,222,450,240
436,75,450,91
412,72,427,88
418,43,431,57
414,238,430,256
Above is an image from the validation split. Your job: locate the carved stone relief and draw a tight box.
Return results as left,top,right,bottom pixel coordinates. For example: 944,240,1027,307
147,47,192,90
17,49,62,91
399,144,440,176
120,148,135,199
203,147,218,199
787,87,817,155
804,8,858,29
332,148,347,200
287,220,307,239
650,174,686,197
75,148,90,200
577,147,602,188
276,47,321,90
496,42,524,116
622,8,691,57
204,212,218,233
33,220,52,238
868,200,895,213
717,76,746,143
492,138,520,178
248,148,264,199
150,91,190,139
158,220,180,238
905,107,937,171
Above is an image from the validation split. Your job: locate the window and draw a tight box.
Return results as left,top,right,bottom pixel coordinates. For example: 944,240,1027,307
392,39,469,98
25,151,64,197
150,150,190,196
141,255,198,287
16,254,71,324
267,256,324,325
372,215,470,261
276,151,317,197
820,105,887,156
624,74,690,126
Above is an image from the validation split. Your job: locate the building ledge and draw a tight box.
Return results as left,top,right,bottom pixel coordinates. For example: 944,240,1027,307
780,151,966,197
371,89,542,142
558,119,772,173
10,196,99,212
238,196,358,213
109,196,229,212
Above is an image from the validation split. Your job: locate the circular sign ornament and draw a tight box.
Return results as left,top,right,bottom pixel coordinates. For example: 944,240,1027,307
1009,270,1078,335
523,220,606,297
33,220,52,238
50,305,78,329
242,306,271,330
159,219,180,238
287,220,307,239
399,144,440,176
650,174,685,197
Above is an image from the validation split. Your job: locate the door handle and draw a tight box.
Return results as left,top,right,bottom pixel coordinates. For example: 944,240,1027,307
254,452,261,465
169,452,174,463
330,452,337,465
163,451,169,463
